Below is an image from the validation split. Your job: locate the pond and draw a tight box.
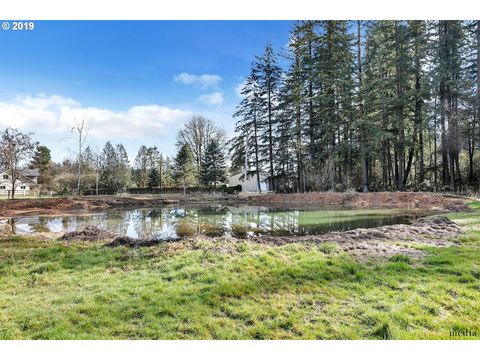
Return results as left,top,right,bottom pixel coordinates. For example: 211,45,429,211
1,204,433,240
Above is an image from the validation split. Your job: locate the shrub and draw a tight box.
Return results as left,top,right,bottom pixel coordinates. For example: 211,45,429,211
176,222,196,238
200,223,225,237
231,224,249,238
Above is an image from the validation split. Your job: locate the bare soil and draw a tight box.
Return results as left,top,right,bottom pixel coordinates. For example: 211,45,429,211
0,192,467,261
0,196,180,218
97,215,461,262
0,192,469,219
61,225,118,242
242,191,469,211
246,215,461,262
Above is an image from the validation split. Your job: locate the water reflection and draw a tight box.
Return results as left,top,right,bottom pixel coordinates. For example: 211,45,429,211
2,205,426,240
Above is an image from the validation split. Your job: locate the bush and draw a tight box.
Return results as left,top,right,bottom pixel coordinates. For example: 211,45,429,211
231,224,249,238
176,222,196,238
200,223,225,237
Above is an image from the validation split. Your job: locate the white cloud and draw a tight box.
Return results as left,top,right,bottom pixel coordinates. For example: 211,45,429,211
234,80,246,98
198,92,224,106
0,94,192,139
174,72,222,89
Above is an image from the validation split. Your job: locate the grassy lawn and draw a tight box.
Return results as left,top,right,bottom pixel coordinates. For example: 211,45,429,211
0,205,479,339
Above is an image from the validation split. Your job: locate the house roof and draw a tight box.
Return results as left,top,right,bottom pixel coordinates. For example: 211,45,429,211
0,168,39,177
20,169,40,177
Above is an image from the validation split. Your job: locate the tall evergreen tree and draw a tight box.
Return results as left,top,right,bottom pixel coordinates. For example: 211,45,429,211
255,44,282,191
134,145,149,187
200,139,227,186
173,144,197,194
230,68,264,192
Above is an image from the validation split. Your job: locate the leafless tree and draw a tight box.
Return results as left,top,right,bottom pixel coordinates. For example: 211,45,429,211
176,115,226,175
0,128,37,199
71,116,89,196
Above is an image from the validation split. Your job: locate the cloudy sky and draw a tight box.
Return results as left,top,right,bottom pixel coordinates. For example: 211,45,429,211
0,20,293,162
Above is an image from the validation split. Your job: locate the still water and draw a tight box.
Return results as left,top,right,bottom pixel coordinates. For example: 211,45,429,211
2,204,430,240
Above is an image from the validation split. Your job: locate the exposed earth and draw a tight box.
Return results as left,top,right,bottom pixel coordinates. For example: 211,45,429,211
55,215,462,262
242,191,469,211
0,192,470,262
0,191,471,218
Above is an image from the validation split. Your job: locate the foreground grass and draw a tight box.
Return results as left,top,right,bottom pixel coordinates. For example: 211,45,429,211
1,207,480,339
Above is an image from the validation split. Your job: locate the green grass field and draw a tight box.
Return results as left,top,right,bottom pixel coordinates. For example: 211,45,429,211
0,204,479,339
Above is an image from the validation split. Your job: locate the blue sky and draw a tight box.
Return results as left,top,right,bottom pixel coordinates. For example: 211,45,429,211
0,21,293,161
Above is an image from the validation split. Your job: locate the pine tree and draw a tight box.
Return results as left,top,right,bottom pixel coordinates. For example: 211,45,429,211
30,145,53,190
134,145,149,187
147,167,160,188
230,68,264,192
100,141,117,190
114,144,130,192
200,139,227,186
230,20,480,193
255,44,282,191
173,144,197,194
435,20,466,190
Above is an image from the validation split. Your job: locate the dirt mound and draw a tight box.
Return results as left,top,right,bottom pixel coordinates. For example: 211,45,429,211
106,236,160,247
249,215,460,261
57,214,461,261
61,226,117,242
0,196,180,218
244,192,468,211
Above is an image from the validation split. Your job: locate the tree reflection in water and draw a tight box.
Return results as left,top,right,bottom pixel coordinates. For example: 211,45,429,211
6,205,425,240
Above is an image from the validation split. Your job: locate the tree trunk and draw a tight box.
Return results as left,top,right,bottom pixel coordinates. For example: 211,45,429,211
11,178,16,200
394,21,405,190
267,85,275,192
253,107,262,193
357,20,369,192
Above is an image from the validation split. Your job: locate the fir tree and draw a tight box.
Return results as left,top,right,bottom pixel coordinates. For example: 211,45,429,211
200,139,227,186
147,167,160,188
173,144,197,194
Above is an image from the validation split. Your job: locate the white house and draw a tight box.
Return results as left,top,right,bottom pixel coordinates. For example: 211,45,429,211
228,171,269,192
0,168,39,196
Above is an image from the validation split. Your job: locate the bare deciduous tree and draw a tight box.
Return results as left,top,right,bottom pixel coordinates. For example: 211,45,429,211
0,128,37,199
71,117,89,196
176,115,226,175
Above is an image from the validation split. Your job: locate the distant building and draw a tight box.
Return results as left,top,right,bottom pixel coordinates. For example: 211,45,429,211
228,171,270,192
0,168,39,196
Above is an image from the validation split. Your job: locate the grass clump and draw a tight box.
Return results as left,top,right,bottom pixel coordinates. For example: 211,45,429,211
231,224,249,238
318,242,337,254
175,221,196,238
200,223,225,237
389,254,412,264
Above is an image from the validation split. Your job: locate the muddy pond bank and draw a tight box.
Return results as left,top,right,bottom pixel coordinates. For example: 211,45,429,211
0,192,470,219
0,194,230,218
242,191,469,211
51,215,461,262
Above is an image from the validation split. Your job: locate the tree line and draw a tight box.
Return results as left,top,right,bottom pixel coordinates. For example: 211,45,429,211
230,20,480,193
0,115,228,198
